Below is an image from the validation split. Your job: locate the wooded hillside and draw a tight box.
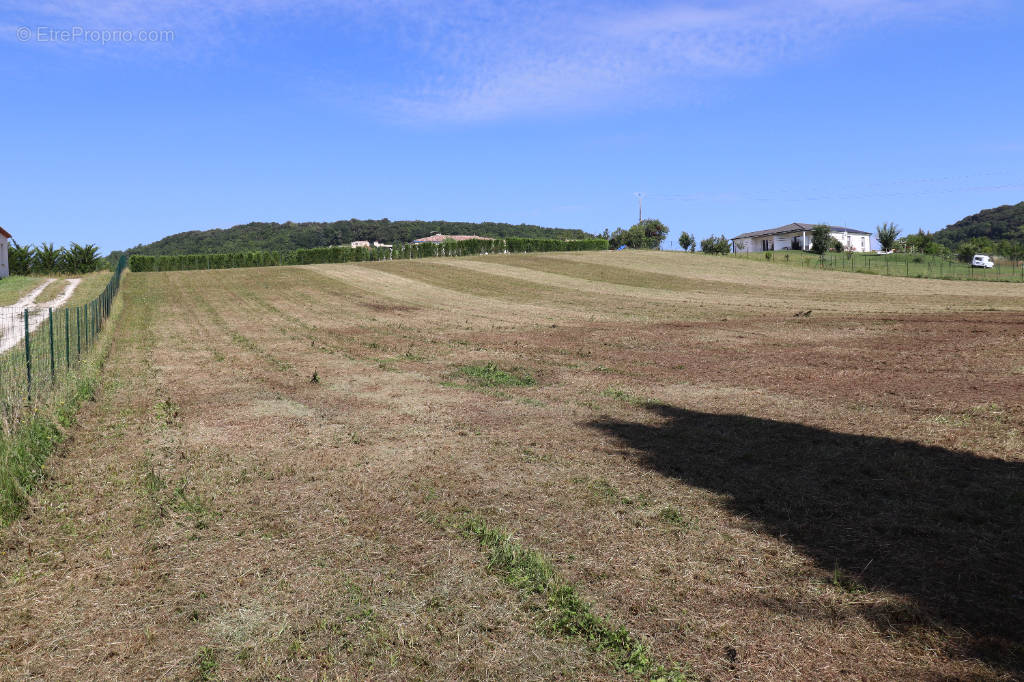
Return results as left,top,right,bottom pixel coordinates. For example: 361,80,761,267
933,202,1024,246
122,219,593,256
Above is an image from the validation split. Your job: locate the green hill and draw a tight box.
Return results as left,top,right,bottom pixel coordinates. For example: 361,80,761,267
122,219,594,256
933,202,1024,246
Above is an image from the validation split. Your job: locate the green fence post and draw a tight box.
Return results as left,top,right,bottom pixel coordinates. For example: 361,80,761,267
76,307,81,357
65,307,70,369
24,309,32,402
84,305,89,349
49,308,55,381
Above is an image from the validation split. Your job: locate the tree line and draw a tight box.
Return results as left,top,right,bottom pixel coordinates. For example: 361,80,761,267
874,224,1024,262
6,242,104,275
129,237,611,272
116,219,595,259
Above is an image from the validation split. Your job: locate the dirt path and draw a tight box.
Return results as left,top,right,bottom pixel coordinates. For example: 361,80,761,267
0,278,81,353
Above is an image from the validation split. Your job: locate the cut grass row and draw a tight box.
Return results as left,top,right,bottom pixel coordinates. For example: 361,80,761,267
0,296,119,524
463,515,687,681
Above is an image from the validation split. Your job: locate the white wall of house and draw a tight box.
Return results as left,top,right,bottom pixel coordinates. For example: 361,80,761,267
834,232,871,253
733,230,871,253
0,236,8,279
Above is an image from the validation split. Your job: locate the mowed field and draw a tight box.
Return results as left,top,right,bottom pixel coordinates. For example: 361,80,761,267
2,251,1023,680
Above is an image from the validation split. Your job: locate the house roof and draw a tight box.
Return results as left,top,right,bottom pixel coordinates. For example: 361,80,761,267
0,226,10,239
731,223,871,240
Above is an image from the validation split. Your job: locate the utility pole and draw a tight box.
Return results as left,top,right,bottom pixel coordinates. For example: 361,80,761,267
635,192,644,223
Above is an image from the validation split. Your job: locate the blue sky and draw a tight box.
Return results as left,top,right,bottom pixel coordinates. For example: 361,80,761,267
1,0,1022,254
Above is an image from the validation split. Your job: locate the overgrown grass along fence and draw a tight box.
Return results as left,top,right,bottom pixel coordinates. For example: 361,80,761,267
735,250,1024,282
128,237,611,272
0,256,127,432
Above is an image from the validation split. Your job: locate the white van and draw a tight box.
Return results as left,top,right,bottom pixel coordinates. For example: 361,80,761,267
971,254,994,268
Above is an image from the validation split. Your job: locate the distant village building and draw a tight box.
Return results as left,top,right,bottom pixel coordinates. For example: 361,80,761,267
0,227,10,279
731,223,872,253
350,240,393,249
412,233,484,244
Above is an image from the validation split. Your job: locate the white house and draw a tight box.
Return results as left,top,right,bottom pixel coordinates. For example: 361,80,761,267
731,223,872,254
0,227,10,279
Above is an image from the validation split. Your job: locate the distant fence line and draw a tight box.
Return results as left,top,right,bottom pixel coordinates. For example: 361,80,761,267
737,251,1024,283
0,256,127,430
128,237,611,273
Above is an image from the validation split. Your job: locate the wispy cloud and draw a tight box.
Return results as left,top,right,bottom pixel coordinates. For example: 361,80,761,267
2,0,989,121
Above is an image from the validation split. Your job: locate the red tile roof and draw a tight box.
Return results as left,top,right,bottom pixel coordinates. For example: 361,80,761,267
0,226,10,239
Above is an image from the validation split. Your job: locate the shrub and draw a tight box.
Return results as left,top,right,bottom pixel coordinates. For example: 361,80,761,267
700,235,730,255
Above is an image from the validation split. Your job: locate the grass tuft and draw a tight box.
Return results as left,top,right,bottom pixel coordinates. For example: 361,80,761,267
602,387,662,408
456,362,535,388
463,516,687,680
196,646,219,680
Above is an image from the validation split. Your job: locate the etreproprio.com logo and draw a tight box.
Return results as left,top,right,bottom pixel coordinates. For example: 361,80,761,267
17,26,175,45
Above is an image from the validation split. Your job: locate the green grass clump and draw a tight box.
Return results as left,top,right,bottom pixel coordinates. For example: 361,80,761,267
0,360,102,525
457,362,535,388
602,387,661,408
463,516,687,680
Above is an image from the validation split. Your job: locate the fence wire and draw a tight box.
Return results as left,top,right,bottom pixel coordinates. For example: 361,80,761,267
0,256,127,433
741,251,1024,282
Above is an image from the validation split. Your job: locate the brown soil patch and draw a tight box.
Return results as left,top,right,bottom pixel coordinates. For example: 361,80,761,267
2,252,1022,680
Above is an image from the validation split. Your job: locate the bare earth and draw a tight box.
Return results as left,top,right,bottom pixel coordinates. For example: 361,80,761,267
2,251,1022,680
0,278,81,354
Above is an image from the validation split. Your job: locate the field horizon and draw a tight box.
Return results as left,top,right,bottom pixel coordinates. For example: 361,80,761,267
2,251,1022,680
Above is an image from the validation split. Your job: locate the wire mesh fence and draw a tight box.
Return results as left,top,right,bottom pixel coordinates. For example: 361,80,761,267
0,256,127,433
737,251,1024,282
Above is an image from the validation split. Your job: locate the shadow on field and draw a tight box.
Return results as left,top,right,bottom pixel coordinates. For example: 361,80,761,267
588,405,1024,673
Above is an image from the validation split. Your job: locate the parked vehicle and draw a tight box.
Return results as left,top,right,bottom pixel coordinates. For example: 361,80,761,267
971,254,995,268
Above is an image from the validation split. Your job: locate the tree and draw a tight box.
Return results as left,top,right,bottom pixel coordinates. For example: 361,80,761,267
876,222,900,251
31,243,65,273
997,239,1024,262
700,234,730,254
635,219,669,248
810,225,832,255
957,237,996,262
8,241,31,276
608,219,670,249
64,242,102,273
677,231,695,252
830,237,845,253
608,228,630,249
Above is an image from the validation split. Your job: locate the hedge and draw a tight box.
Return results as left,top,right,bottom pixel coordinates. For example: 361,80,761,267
128,238,610,273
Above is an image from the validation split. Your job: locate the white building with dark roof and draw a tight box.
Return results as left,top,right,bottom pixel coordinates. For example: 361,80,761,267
0,226,10,279
731,223,872,254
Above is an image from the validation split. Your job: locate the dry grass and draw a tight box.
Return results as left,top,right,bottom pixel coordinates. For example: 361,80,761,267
1,251,1022,680
0,277,44,307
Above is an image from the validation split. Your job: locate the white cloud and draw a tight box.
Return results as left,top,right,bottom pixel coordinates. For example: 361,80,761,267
2,0,990,121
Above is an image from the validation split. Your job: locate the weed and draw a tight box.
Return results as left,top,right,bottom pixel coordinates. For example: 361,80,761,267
463,516,687,680
602,387,661,407
658,507,692,530
310,370,320,384
142,467,166,495
173,480,212,529
456,363,535,388
154,398,179,426
196,646,218,680
829,567,867,595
